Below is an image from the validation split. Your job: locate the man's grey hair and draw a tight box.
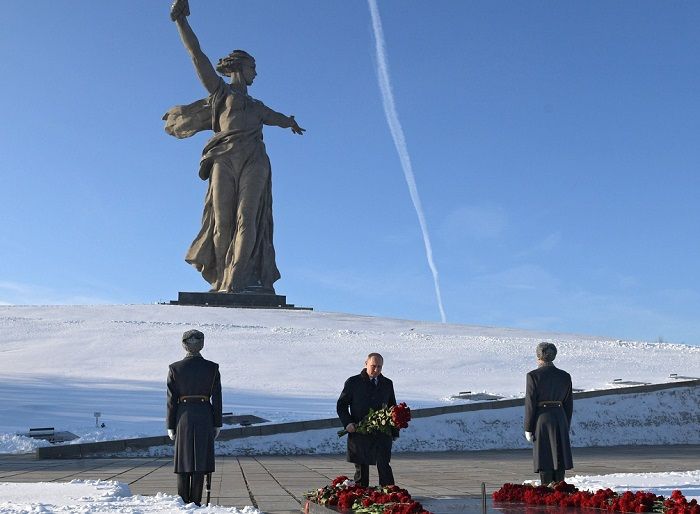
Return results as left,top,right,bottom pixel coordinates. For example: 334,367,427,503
536,342,557,362
366,352,384,364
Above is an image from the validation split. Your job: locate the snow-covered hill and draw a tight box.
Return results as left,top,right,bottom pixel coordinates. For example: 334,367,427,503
1,304,698,454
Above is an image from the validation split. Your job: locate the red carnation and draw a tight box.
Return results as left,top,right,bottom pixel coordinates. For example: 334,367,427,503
391,403,412,429
337,491,359,509
331,475,349,487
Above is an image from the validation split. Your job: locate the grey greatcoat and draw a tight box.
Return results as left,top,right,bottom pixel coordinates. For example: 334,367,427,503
167,355,223,473
336,369,397,465
524,363,573,473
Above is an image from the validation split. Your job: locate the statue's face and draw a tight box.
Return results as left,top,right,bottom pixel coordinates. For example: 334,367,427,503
241,60,257,86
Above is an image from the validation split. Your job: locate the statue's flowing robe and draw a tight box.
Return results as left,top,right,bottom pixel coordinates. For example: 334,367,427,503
164,79,293,292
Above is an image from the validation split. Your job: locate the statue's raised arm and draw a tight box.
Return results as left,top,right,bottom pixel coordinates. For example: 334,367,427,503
170,0,220,94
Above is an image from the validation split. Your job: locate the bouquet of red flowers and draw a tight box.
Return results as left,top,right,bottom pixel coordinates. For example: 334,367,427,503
493,482,699,514
338,402,412,437
304,475,432,514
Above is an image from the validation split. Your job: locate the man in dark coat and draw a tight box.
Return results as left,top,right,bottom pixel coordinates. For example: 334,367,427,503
524,342,573,485
337,352,397,487
167,329,222,506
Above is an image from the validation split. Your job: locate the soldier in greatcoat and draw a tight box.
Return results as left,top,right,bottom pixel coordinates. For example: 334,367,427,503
524,342,574,485
167,329,222,506
337,353,397,487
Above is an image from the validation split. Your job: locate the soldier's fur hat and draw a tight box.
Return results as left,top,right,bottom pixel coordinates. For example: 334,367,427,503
536,342,557,362
182,329,204,354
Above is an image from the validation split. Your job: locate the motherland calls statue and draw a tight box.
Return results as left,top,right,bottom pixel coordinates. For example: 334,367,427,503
164,0,305,294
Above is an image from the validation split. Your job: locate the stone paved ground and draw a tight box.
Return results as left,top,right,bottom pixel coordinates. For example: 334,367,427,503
1,445,697,513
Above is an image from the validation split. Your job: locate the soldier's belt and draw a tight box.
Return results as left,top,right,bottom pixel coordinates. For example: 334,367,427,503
179,395,210,403
537,401,562,407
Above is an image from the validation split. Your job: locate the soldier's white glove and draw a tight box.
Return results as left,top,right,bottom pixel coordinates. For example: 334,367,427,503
168,429,176,441
214,427,221,439
525,431,534,443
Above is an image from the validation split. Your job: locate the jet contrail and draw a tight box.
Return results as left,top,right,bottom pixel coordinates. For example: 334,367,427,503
367,0,447,323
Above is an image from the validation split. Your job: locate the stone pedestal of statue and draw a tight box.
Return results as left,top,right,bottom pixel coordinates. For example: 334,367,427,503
171,291,310,310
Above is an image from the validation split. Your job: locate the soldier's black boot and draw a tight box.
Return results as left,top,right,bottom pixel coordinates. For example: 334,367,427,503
177,472,192,503
190,472,205,506
540,470,555,486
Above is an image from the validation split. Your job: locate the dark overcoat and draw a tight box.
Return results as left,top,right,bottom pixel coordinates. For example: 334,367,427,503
524,363,573,472
336,369,397,465
167,354,222,473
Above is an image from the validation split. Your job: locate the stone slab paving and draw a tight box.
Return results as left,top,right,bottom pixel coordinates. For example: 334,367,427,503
1,445,698,514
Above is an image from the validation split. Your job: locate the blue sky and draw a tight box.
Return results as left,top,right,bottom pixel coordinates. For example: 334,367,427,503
1,1,699,345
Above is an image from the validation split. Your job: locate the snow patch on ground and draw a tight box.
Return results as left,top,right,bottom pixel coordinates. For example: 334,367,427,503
0,479,260,513
0,433,50,454
567,470,700,501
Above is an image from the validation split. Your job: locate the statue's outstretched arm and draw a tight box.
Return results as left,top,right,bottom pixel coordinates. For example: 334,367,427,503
261,106,306,136
171,0,220,95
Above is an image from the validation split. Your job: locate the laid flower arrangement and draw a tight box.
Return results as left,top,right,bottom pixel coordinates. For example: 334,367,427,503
338,403,412,437
305,475,432,514
493,481,698,514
